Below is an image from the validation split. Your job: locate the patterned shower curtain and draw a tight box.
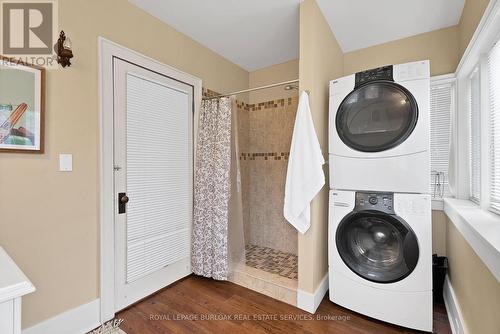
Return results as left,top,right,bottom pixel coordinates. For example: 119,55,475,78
192,97,232,280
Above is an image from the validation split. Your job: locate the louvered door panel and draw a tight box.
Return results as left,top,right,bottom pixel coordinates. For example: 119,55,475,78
125,73,191,283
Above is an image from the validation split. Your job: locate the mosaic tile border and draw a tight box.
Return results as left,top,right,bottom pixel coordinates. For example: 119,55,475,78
239,152,289,161
236,97,298,112
245,244,298,280
203,87,298,111
202,87,221,98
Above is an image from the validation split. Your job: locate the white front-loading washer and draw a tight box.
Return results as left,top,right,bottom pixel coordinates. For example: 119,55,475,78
328,190,432,332
329,60,430,194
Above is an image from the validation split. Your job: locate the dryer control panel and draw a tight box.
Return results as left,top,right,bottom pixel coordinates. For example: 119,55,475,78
354,192,395,214
354,65,394,88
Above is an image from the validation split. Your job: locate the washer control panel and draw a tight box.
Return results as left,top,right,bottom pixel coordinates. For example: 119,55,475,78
354,192,394,214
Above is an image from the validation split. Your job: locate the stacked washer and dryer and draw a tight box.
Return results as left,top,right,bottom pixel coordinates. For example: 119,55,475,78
328,61,433,332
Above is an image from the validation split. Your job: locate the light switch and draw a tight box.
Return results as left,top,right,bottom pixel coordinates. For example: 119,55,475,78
59,154,73,172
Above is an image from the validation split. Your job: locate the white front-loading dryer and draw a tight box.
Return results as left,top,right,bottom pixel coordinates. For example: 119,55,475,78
328,190,432,332
329,60,430,193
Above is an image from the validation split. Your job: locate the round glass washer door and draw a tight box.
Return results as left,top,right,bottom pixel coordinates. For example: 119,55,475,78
336,211,419,284
336,81,418,152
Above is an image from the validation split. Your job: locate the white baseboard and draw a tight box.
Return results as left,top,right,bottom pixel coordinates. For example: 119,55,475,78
23,299,101,334
297,274,328,313
443,275,467,334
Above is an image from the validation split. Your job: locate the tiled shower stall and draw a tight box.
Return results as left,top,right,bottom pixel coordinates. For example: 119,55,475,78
230,96,299,305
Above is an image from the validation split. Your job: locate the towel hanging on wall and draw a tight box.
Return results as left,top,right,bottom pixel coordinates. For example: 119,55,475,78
283,91,325,234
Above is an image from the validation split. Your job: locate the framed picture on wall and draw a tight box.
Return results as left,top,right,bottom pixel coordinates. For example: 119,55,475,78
0,56,44,153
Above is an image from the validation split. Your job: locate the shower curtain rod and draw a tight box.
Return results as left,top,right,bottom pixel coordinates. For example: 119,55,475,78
202,79,303,100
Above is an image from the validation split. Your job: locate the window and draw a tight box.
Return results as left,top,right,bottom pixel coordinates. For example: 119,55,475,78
469,69,481,203
488,42,500,213
430,81,453,199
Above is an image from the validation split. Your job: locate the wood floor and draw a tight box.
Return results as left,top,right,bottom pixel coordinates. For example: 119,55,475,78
118,275,452,334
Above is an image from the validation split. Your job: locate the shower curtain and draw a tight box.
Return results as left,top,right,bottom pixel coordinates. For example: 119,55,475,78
192,97,245,280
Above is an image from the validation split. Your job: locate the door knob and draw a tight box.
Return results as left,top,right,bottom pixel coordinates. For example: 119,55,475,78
118,193,129,214
120,195,129,204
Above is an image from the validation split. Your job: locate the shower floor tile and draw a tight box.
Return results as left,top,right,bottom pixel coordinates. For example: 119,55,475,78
245,244,298,280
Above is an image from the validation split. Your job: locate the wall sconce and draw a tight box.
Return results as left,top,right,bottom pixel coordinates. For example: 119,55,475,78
55,31,73,68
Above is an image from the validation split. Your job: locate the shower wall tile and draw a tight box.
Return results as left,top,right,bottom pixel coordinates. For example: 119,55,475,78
236,103,251,246
237,96,299,255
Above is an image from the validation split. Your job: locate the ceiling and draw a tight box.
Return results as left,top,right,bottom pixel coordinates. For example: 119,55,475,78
316,0,465,53
129,0,465,71
128,0,301,71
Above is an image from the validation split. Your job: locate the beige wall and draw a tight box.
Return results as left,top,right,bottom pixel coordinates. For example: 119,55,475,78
432,210,447,256
298,0,343,293
446,221,500,334
248,59,299,104
343,26,460,76
459,0,491,57
0,0,248,328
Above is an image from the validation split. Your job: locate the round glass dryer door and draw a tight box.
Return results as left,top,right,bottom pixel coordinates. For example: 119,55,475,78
336,82,418,152
336,211,419,283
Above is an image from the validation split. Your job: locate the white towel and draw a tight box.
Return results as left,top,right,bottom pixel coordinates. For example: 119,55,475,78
284,91,325,234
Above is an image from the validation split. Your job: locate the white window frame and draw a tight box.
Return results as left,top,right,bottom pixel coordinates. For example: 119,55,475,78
454,1,500,200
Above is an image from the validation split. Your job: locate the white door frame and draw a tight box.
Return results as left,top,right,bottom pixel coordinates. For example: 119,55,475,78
98,37,202,323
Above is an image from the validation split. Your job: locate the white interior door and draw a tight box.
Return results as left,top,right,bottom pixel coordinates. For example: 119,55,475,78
113,58,193,311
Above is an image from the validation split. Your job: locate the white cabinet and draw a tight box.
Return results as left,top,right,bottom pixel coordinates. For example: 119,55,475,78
0,247,35,334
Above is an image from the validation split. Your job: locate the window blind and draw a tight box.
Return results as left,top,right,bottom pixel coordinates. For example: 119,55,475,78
430,83,453,199
470,69,481,203
488,42,500,213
